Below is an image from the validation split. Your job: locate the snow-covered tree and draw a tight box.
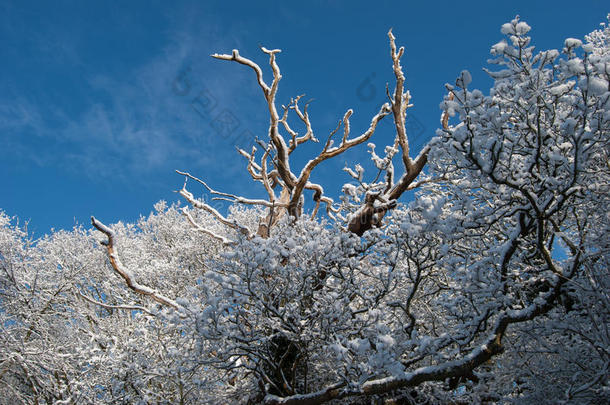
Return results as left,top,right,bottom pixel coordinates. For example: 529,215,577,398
0,204,227,404
2,16,609,404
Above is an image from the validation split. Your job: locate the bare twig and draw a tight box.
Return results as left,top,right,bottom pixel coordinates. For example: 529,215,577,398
77,291,154,316
181,207,235,245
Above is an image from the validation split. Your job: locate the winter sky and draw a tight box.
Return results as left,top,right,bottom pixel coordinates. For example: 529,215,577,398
1,1,607,236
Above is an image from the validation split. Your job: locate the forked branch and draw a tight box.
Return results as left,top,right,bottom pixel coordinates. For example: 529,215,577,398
346,30,432,235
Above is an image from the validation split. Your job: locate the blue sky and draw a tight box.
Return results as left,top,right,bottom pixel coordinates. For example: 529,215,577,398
1,1,607,236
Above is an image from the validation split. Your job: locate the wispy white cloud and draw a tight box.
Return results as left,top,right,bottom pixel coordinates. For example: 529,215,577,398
0,6,267,187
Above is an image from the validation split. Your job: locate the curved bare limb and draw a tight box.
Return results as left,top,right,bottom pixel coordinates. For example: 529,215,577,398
90,217,183,310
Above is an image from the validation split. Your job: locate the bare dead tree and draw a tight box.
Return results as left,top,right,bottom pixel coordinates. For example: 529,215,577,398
175,30,433,240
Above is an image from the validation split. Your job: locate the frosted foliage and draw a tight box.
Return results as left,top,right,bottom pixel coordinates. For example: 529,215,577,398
0,205,225,404
585,14,610,56
431,15,609,404
1,16,609,405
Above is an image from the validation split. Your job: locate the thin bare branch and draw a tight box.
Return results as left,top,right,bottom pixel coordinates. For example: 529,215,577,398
77,291,154,316
213,47,296,189
181,207,235,245
178,171,287,209
212,49,270,93
238,146,265,181
282,96,318,154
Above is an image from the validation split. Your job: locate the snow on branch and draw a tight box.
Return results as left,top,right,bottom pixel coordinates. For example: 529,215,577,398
282,95,318,154
213,47,296,190
176,170,291,240
177,170,287,210
289,104,391,216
